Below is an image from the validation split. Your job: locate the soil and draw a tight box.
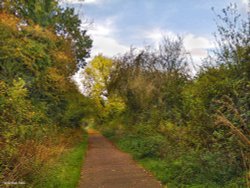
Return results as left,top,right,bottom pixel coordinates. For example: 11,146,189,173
78,131,163,188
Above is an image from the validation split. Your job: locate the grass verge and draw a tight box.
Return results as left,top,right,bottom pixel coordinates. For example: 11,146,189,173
34,130,88,188
104,133,246,188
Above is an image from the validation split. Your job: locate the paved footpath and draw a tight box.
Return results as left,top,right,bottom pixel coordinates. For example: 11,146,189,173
78,131,163,188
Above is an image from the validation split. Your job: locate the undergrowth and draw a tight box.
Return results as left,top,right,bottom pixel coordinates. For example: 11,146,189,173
102,127,247,187
33,128,88,188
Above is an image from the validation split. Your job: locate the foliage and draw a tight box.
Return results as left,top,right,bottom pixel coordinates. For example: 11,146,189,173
0,0,92,184
82,55,125,123
1,0,92,66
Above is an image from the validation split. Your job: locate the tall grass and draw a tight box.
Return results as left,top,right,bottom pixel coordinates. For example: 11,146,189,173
34,130,88,187
1,128,88,187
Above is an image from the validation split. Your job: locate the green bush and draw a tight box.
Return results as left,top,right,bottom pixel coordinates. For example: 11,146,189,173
116,133,165,159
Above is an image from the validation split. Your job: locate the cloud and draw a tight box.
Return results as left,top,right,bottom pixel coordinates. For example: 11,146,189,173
183,34,214,59
84,0,98,3
183,34,214,50
239,0,249,12
183,34,214,69
144,28,215,66
86,22,215,67
145,28,177,44
60,0,101,4
91,36,128,57
181,34,215,72
86,17,129,57
241,0,249,5
88,18,114,36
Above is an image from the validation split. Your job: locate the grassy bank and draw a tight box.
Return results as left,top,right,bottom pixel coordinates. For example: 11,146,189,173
102,129,246,188
32,129,88,188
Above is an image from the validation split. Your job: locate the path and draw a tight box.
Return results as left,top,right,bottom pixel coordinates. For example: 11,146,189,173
78,130,162,188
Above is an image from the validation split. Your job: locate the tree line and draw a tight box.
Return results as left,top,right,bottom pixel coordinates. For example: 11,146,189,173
0,0,92,185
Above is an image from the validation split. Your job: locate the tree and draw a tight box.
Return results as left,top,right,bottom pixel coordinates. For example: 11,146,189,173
107,37,190,123
1,0,92,67
82,55,125,122
212,3,250,78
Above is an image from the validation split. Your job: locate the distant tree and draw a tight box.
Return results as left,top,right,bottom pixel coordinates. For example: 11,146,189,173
82,55,113,98
82,55,125,122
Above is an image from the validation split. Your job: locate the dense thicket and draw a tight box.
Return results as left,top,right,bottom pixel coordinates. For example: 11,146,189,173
87,5,250,187
0,0,92,184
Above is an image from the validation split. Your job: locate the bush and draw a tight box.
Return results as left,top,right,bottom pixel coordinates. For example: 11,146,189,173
116,133,165,159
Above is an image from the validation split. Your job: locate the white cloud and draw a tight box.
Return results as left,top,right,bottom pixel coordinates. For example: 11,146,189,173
144,28,215,66
182,34,215,72
145,28,177,44
60,0,101,4
183,34,214,69
183,34,214,51
241,0,249,5
183,34,214,60
88,18,114,36
239,0,249,12
91,36,128,57
86,17,129,57
84,0,98,4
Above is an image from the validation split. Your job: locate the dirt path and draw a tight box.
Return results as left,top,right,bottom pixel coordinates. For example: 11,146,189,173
78,131,162,188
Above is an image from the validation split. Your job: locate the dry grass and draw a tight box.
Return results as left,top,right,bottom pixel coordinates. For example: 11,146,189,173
2,128,84,183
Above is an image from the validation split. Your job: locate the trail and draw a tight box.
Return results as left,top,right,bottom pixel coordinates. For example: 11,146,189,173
78,130,162,188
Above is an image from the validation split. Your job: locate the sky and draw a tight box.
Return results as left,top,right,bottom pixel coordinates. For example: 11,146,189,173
60,0,249,67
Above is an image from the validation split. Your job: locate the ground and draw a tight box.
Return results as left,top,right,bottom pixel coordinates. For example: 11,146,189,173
78,130,162,188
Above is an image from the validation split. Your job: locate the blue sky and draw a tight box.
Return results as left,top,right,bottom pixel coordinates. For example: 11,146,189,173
61,0,249,65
